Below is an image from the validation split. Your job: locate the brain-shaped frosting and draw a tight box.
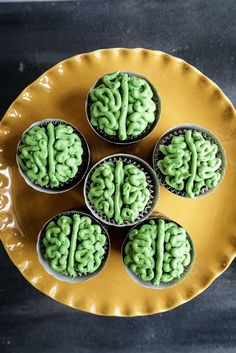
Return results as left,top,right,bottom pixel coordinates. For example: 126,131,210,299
87,160,150,224
17,122,84,188
42,214,107,277
89,71,157,141
124,219,192,286
157,130,222,198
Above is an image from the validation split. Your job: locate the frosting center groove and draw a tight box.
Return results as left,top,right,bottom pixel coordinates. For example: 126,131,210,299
185,130,198,198
114,160,124,224
153,219,165,286
119,73,129,140
47,123,57,186
67,214,80,277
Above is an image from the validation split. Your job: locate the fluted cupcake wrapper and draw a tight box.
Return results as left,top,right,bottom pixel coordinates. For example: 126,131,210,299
84,153,160,227
37,209,111,283
122,212,195,289
85,71,161,145
152,124,227,198
16,119,90,194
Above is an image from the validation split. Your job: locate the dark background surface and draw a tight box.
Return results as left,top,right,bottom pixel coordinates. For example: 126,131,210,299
0,1,235,352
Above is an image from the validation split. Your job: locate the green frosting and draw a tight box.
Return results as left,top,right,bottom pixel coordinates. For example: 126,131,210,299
157,130,222,198
89,71,156,141
75,216,106,273
42,214,107,277
152,219,165,286
88,160,150,224
67,214,80,277
124,219,192,286
17,122,84,188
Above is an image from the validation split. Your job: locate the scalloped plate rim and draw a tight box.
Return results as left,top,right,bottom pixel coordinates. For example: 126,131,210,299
0,47,236,316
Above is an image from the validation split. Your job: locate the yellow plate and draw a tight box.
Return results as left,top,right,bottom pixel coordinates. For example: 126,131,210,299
0,48,236,316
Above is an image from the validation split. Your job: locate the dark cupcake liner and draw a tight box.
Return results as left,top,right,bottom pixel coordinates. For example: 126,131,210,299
84,153,160,227
122,212,195,289
85,71,161,145
36,209,111,283
152,124,227,198
16,119,90,194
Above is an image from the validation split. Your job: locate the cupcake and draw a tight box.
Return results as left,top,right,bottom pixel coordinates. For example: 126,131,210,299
86,70,161,144
37,210,110,282
153,125,226,198
84,154,159,227
122,215,194,288
16,119,90,193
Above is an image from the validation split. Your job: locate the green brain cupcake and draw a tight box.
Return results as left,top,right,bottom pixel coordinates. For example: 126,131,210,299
16,119,90,193
86,71,161,144
153,125,226,198
84,154,159,226
37,211,110,282
122,216,194,288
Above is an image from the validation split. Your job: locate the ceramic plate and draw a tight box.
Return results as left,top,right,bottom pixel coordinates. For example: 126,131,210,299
0,48,236,316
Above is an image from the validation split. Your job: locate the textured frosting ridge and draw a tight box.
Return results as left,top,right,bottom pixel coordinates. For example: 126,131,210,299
17,122,84,188
42,214,107,277
89,71,157,140
157,129,222,198
124,219,192,286
88,160,150,224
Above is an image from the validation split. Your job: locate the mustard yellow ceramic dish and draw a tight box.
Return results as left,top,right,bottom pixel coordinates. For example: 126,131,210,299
0,48,236,317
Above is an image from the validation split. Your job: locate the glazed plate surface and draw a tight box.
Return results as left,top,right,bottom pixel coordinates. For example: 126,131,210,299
0,48,236,316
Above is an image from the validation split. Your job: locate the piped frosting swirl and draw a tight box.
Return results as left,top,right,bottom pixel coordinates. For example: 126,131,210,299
124,219,192,286
87,160,150,224
156,129,222,198
17,122,84,188
89,71,157,141
42,213,107,277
